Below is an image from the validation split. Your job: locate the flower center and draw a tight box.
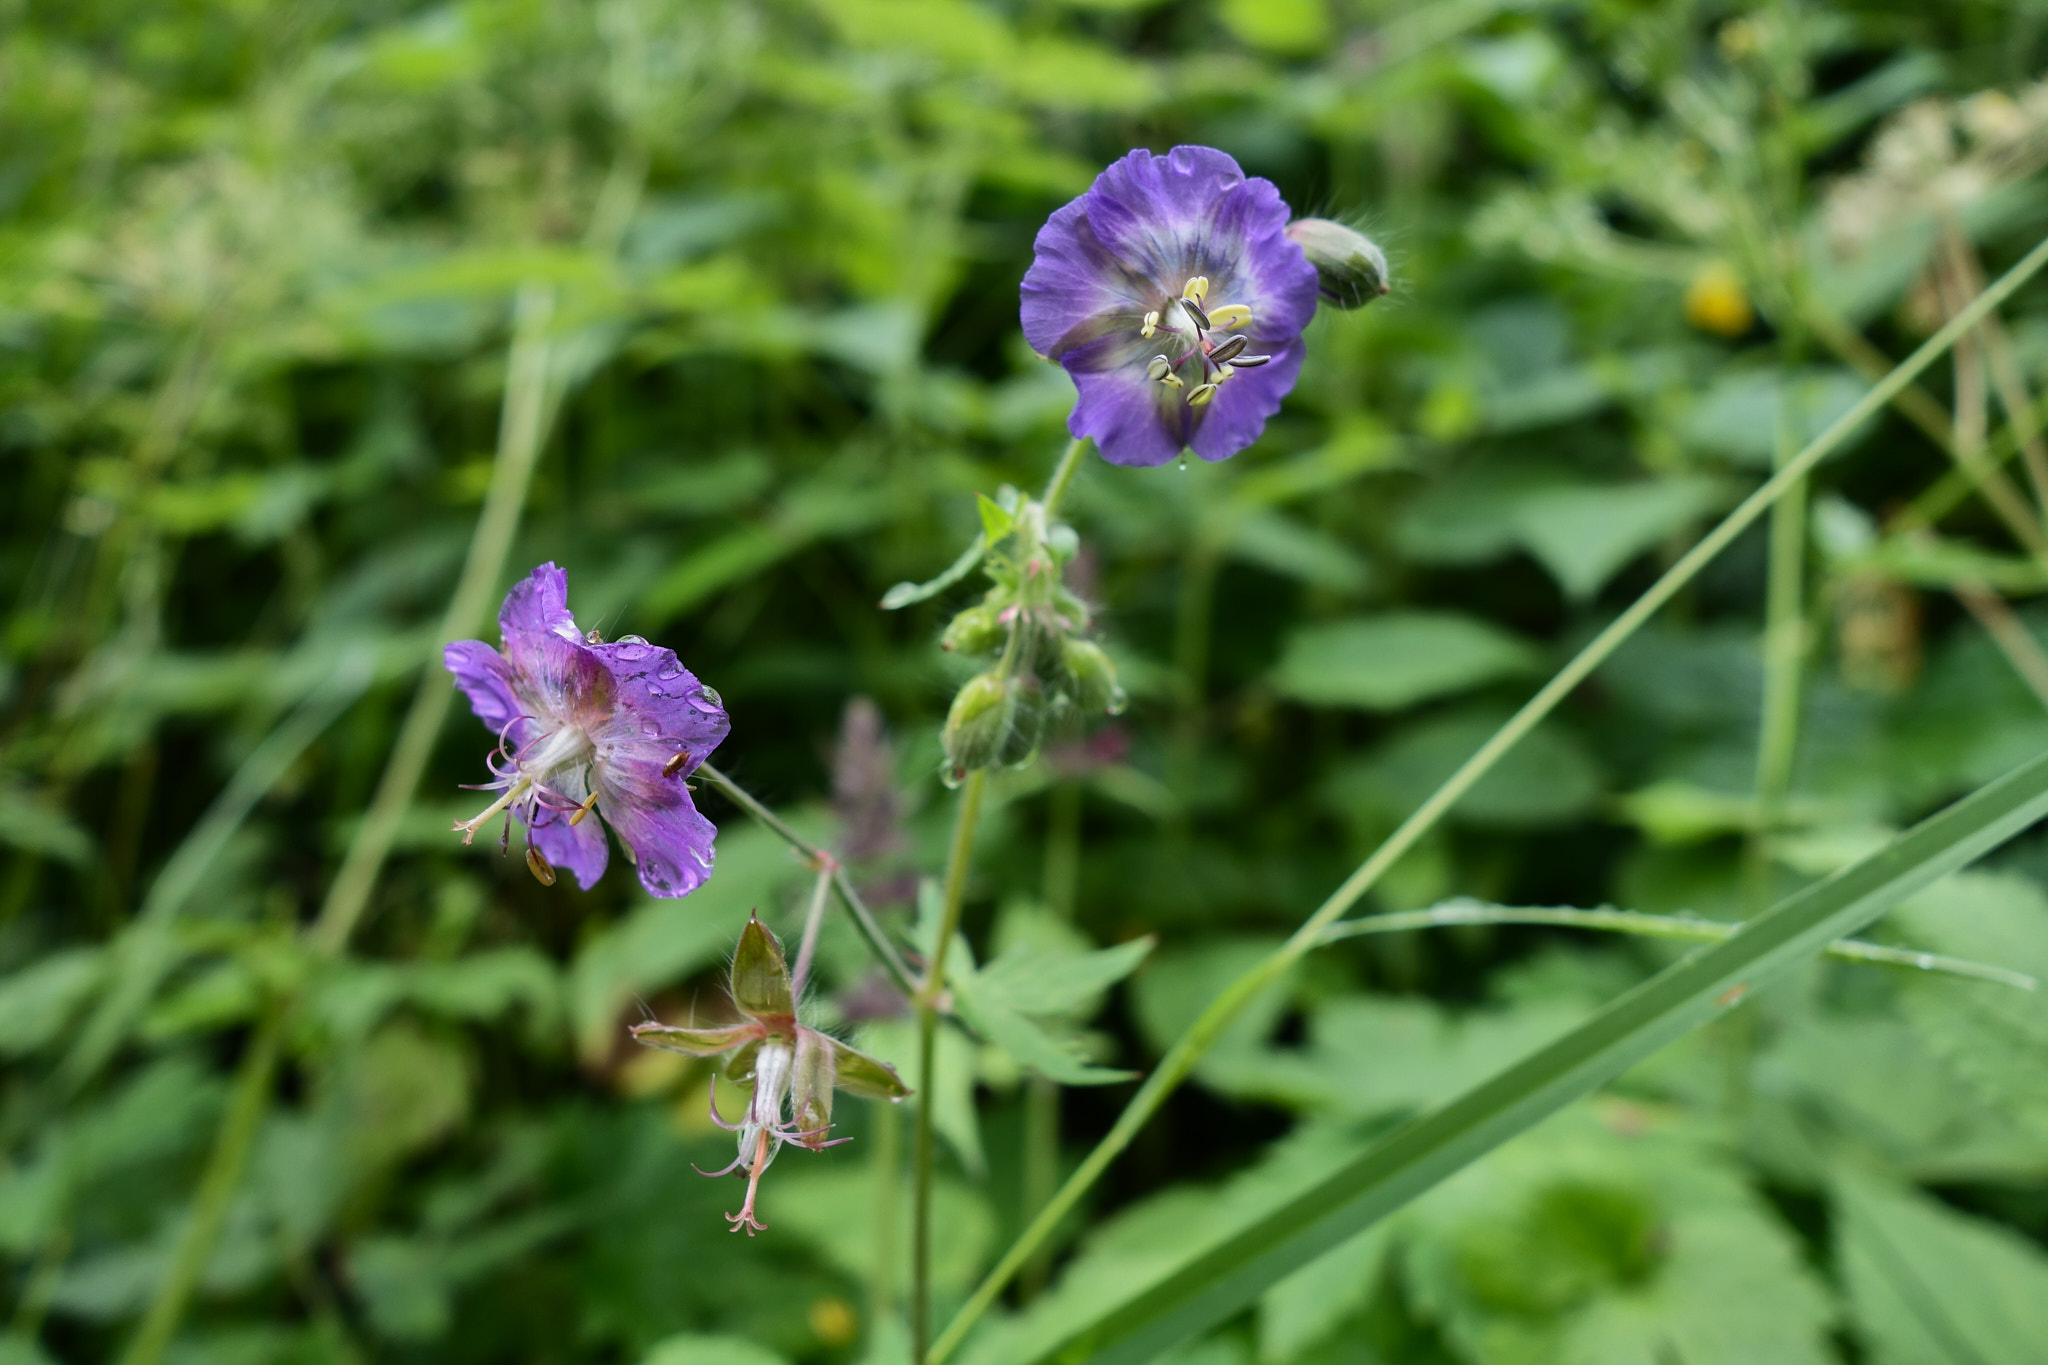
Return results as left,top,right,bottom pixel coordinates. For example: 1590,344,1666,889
452,719,600,854
1137,276,1274,407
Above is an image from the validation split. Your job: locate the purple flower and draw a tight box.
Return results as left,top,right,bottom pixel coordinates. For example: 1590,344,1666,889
444,563,729,897
1022,145,1321,468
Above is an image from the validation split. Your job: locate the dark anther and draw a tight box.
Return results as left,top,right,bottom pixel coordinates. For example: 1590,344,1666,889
1230,352,1273,368
525,845,558,886
1209,334,1248,363
1180,296,1210,330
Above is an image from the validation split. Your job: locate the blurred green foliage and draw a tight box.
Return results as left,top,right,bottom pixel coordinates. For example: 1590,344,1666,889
8,0,2048,1362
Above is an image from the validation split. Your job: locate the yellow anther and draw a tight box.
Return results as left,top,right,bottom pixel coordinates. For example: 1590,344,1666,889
1215,363,1234,382
568,790,600,827
1160,372,1185,390
1187,382,1219,407
1206,303,1251,330
1140,309,1159,339
1182,276,1210,302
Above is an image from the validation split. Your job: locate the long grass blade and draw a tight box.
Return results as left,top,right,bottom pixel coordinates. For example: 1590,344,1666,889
1020,746,2048,1364
1321,899,2038,990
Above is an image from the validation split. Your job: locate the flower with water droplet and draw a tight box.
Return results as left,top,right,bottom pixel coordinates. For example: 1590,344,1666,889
631,914,910,1234
1022,146,1320,468
443,563,730,897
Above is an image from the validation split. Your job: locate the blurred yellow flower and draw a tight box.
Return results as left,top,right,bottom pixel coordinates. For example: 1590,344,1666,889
1684,261,1754,337
809,1296,859,1346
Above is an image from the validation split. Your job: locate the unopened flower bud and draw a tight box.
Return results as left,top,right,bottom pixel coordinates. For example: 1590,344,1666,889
1060,639,1121,714
941,603,1005,655
1284,219,1390,309
942,671,1015,773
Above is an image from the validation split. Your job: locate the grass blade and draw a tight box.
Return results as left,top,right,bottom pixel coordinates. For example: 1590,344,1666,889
1022,745,2048,1365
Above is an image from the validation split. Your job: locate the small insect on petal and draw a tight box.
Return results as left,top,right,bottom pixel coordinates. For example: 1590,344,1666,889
526,846,557,886
662,748,693,779
1209,334,1249,364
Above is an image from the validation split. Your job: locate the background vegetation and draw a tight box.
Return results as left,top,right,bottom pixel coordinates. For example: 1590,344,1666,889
7,0,2048,1362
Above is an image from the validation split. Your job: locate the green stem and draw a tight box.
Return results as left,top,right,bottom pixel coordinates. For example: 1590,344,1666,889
1021,781,1083,1299
1318,902,2035,990
695,760,918,997
790,866,834,999
118,284,561,1365
1039,437,1088,522
912,767,988,1363
928,233,2048,1365
311,281,557,955
869,1093,903,1334
117,1004,283,1365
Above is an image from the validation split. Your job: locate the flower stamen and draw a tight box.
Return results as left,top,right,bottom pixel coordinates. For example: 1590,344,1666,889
454,778,531,846
525,845,557,886
1181,275,1209,302
1140,309,1160,339
567,790,601,826
1206,302,1252,329
1187,382,1219,407
726,1126,773,1235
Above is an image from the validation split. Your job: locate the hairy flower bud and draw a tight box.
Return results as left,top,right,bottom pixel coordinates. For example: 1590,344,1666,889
940,603,1005,655
942,671,1015,773
1059,639,1122,714
1284,219,1390,309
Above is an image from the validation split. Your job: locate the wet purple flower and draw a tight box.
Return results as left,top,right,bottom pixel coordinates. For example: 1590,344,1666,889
444,563,729,897
1022,145,1321,468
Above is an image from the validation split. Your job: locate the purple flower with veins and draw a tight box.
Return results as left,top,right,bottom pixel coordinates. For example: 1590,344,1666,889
1022,145,1321,468
444,563,729,897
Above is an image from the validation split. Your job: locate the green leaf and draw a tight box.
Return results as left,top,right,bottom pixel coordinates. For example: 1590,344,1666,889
0,949,103,1056
880,532,988,609
977,492,1016,544
975,937,1154,1019
1270,612,1538,711
1513,478,1730,601
1012,745,2048,1364
1327,711,1602,828
1835,1169,2048,1365
641,1333,790,1365
1890,871,2048,1137
951,962,1134,1086
1256,1224,1386,1364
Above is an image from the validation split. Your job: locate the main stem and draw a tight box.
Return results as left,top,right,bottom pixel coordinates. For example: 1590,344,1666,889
927,234,2048,1365
911,766,987,1362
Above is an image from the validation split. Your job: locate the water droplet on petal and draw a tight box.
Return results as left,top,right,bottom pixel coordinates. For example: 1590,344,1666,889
939,762,966,790
688,684,724,713
689,847,712,869
657,662,684,680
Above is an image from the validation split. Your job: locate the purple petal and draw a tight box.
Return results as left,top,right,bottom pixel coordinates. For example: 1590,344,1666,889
1189,340,1307,463
1082,147,1250,283
587,640,732,773
499,563,586,684
598,753,719,898
1204,178,1320,341
1068,366,1188,468
1021,198,1153,360
528,801,609,890
444,640,526,739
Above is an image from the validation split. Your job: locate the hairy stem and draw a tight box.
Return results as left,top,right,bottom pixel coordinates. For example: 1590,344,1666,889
927,233,2048,1365
696,761,917,996
790,865,834,999
913,767,988,1362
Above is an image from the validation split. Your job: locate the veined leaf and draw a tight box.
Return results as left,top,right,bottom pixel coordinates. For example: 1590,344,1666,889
1012,745,2048,1364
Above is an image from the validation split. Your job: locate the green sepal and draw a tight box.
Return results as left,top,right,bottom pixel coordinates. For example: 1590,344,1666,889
828,1034,912,1100
629,1021,761,1057
791,1028,837,1140
730,913,794,1021
724,1038,763,1085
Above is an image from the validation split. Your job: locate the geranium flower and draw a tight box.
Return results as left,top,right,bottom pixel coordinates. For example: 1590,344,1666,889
1021,145,1321,468
631,914,911,1234
444,563,729,897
